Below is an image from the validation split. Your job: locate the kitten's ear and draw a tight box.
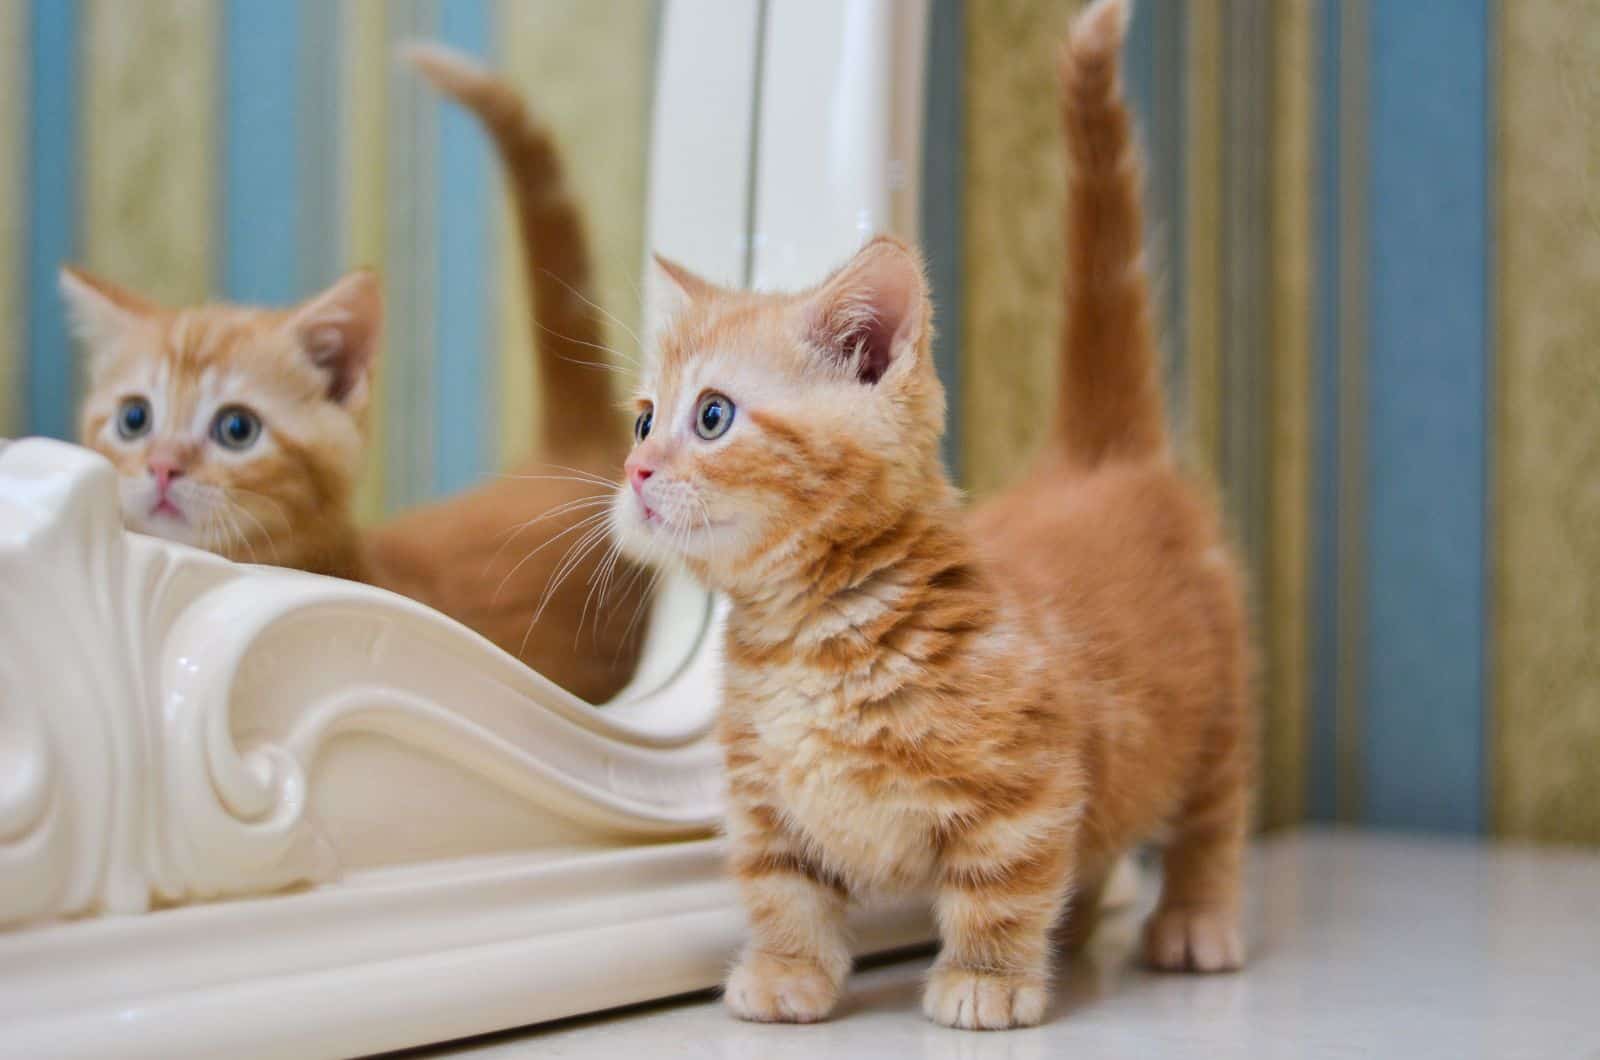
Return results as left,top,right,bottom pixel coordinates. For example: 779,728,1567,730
58,266,158,347
804,236,929,385
646,254,724,340
284,269,382,405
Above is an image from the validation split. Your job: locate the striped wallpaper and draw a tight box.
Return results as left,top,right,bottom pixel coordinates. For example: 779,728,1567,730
3,1,1596,843
964,0,1599,843
0,0,656,519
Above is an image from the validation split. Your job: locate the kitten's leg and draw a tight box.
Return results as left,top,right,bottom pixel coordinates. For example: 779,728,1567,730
723,802,852,1024
924,818,1077,1030
1143,743,1250,972
1057,862,1110,955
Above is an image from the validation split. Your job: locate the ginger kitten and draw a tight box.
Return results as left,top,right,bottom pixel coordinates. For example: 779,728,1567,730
610,0,1252,1030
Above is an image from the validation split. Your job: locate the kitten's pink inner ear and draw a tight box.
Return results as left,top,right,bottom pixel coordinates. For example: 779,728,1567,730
288,271,382,404
807,237,928,385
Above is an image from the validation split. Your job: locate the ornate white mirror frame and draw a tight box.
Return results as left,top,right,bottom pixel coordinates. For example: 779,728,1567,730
0,2,933,1056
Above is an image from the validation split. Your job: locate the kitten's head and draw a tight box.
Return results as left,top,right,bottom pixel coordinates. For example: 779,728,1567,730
61,267,381,564
611,236,945,592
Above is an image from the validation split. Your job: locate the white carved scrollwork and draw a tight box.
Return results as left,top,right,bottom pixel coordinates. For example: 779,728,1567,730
0,439,725,927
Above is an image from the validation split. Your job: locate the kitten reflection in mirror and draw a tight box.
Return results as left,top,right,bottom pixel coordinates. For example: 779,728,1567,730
59,48,649,704
612,0,1253,1030
63,266,379,578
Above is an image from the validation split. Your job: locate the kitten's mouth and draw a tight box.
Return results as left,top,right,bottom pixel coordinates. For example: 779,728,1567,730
151,497,186,521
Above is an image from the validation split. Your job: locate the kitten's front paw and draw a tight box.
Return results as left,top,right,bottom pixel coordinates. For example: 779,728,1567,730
724,950,841,1024
922,967,1046,1030
1143,905,1244,972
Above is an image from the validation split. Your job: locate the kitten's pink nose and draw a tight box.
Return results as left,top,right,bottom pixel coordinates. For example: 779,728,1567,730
149,461,184,495
627,462,654,495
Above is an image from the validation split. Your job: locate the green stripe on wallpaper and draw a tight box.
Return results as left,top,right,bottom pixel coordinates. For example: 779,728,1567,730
961,0,1072,499
1266,0,1314,830
1495,0,1600,844
1182,1,1221,477
1311,0,1371,824
383,0,438,511
0,2,24,438
343,0,389,522
298,1,342,294
82,0,217,309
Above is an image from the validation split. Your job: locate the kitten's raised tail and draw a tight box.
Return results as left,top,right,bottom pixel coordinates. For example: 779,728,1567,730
1057,0,1166,468
404,44,614,456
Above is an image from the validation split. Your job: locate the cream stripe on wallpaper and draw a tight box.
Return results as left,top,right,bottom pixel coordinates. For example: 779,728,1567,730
82,0,216,310
0,2,23,438
961,0,1071,499
495,0,655,472
344,0,389,523
1495,0,1600,844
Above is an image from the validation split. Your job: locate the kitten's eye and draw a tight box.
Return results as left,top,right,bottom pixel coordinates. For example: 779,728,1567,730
634,404,654,443
694,392,735,441
211,406,262,451
116,397,152,440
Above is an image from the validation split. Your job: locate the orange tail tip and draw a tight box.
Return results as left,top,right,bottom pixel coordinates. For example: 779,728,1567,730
1056,0,1167,469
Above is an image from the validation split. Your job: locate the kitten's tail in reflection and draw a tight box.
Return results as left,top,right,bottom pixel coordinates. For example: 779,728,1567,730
403,43,621,461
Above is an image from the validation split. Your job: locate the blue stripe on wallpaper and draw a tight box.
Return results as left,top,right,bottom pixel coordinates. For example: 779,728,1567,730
223,0,301,304
1363,0,1489,833
1123,0,1184,405
1125,0,1155,147
1309,0,1342,823
25,0,80,439
432,0,493,495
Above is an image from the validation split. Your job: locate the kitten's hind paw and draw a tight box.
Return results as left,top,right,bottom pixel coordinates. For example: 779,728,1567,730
1143,905,1244,972
923,967,1047,1030
724,950,841,1024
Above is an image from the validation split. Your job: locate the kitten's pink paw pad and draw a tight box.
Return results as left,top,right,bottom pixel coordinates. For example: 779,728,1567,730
724,952,840,1024
922,968,1046,1030
1143,905,1244,972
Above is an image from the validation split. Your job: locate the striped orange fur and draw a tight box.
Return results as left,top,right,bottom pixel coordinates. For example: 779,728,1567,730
611,0,1253,1030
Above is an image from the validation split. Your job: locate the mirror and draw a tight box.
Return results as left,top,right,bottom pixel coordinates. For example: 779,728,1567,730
6,0,717,706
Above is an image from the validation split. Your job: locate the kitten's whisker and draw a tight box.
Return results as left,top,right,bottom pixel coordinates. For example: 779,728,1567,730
489,472,620,490
493,509,611,603
513,461,624,488
576,537,622,650
530,319,638,370
521,521,612,657
230,502,282,564
223,486,291,530
538,268,643,359
532,518,613,624
618,563,664,659
484,495,613,576
555,354,629,376
602,548,654,636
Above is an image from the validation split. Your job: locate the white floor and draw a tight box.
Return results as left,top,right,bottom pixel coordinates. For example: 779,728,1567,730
410,829,1600,1059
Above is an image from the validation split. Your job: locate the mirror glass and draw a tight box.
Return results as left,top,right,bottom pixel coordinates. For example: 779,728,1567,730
2,1,708,705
